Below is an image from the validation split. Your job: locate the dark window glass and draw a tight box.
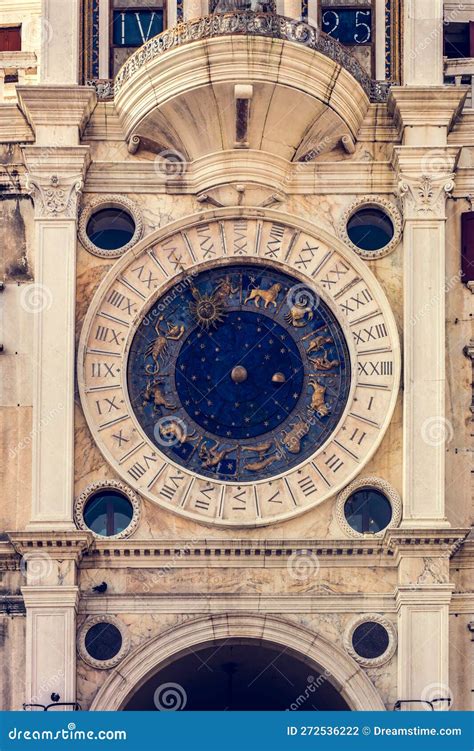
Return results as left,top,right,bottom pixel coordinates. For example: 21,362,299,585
112,10,164,47
83,490,133,537
86,208,135,250
444,22,470,59
344,488,392,534
347,208,394,251
352,621,389,659
85,622,122,661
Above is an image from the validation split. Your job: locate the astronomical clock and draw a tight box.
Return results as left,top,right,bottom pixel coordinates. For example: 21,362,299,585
78,209,400,527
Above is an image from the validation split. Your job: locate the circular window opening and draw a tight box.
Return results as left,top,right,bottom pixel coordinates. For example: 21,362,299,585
83,489,134,537
86,207,136,251
352,621,390,660
347,208,394,252
344,488,392,534
85,622,123,662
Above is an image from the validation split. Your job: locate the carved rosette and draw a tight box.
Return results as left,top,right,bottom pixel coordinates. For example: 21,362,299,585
397,173,455,221
25,173,84,219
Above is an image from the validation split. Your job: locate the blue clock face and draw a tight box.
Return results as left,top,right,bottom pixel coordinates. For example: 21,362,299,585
127,263,351,482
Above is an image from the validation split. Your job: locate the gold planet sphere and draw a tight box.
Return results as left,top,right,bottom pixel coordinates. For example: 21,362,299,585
231,365,248,383
272,372,286,383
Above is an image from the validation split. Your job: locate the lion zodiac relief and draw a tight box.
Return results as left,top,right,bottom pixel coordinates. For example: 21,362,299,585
244,283,281,309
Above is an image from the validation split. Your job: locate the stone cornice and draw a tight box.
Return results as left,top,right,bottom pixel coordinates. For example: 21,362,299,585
8,531,94,562
22,585,80,610
83,158,397,195
17,86,97,138
80,592,398,615
385,528,469,561
395,584,455,608
388,86,468,138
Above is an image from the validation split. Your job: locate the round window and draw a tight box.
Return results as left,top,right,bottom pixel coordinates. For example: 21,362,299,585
346,208,394,252
86,207,136,251
83,489,134,537
351,621,390,660
85,622,123,662
344,487,392,534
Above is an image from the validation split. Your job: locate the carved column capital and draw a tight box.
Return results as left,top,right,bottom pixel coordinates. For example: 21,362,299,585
22,145,90,221
25,173,84,219
397,172,455,220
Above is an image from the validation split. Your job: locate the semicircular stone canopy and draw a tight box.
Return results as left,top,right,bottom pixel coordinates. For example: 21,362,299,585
114,15,371,163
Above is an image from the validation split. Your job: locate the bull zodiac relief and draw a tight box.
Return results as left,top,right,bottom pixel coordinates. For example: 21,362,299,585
144,316,185,375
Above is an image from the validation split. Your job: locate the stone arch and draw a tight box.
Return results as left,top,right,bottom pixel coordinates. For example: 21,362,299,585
90,613,386,711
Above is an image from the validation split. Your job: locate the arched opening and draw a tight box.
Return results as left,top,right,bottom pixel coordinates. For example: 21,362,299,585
124,639,350,711
90,614,385,712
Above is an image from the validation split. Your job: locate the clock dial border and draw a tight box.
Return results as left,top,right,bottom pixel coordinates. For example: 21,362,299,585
78,208,400,528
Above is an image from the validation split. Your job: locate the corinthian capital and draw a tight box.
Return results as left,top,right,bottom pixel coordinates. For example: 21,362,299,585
22,145,90,220
26,173,84,219
392,146,460,221
397,173,455,220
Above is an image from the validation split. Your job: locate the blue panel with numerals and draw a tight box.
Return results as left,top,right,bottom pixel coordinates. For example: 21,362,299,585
112,10,164,47
127,263,351,482
321,7,372,45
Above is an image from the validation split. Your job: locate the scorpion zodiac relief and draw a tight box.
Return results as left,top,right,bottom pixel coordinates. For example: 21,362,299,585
127,263,350,482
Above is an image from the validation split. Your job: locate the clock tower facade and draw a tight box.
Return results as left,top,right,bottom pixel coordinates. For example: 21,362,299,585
0,0,473,713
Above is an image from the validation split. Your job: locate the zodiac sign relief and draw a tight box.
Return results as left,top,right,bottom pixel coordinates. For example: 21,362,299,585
144,316,185,375
308,380,330,417
158,420,196,444
281,419,310,454
242,442,281,471
309,353,340,370
244,282,282,309
199,439,233,469
302,333,333,356
142,379,177,412
189,276,238,330
285,301,314,328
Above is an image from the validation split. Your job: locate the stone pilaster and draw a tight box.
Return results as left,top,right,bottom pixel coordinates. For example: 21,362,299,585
390,87,466,527
22,148,90,531
402,0,444,86
40,0,82,85
9,532,91,710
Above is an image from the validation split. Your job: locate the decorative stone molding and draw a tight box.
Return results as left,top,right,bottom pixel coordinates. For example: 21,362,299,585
338,195,402,260
8,531,93,561
336,476,402,538
25,173,84,219
78,194,143,258
397,173,455,221
90,613,386,710
344,613,397,668
77,615,130,670
114,13,390,103
74,479,141,539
